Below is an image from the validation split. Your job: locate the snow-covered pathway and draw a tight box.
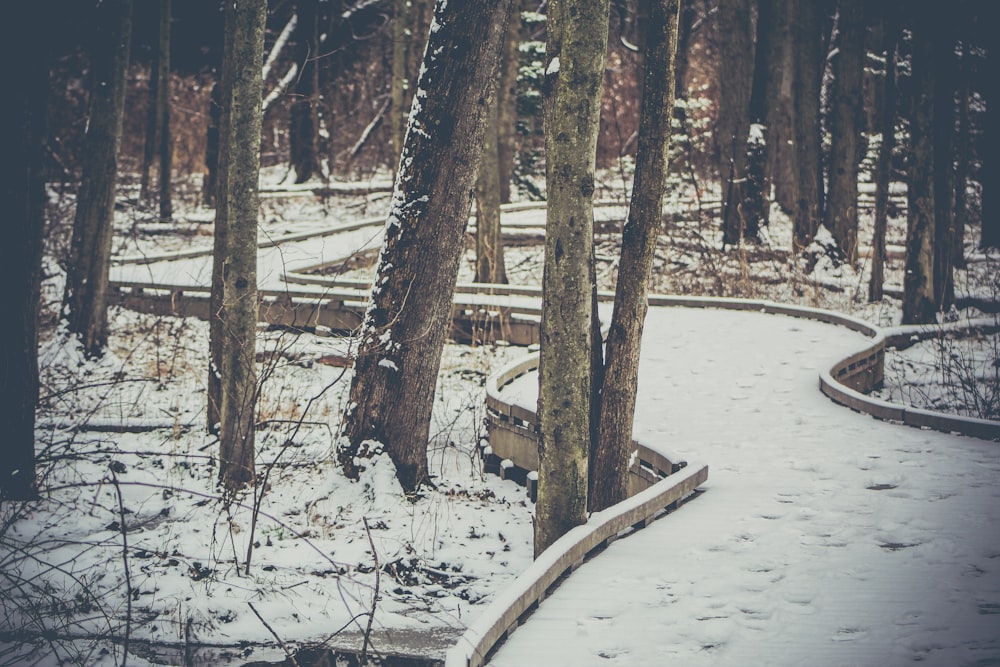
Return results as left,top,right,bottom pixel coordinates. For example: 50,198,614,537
488,307,1000,666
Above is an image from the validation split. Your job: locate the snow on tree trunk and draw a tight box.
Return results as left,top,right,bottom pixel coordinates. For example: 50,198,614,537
591,0,679,514
339,0,513,494
535,0,610,557
63,0,132,358
214,0,266,489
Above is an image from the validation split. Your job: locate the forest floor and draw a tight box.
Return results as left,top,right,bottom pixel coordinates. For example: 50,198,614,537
1,170,997,666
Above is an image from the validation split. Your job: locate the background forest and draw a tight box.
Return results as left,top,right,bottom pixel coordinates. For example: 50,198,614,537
1,0,997,665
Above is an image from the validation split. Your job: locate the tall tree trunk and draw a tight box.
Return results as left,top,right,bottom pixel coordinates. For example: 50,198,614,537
390,0,433,164
824,0,865,263
497,2,521,204
770,0,797,214
290,0,321,183
141,0,173,222
741,0,781,237
214,0,266,490
203,79,221,208
932,13,957,310
475,96,508,285
591,0,678,513
63,0,132,357
952,37,970,269
535,0,609,557
902,7,937,325
339,0,513,494
789,0,825,250
717,0,754,246
983,26,999,251
868,3,898,302
1,3,49,501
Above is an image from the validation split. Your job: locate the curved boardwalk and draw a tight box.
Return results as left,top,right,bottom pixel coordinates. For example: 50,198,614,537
485,307,1000,666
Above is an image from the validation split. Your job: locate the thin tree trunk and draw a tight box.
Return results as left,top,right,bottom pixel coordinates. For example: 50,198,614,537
535,0,610,557
932,14,956,310
214,0,266,490
789,0,825,251
157,0,173,221
1,4,49,501
952,37,970,269
824,0,865,263
717,0,753,246
903,7,937,325
339,0,513,494
63,0,132,357
591,0,679,513
983,26,999,251
868,5,898,303
475,95,508,285
290,0,321,183
497,2,521,204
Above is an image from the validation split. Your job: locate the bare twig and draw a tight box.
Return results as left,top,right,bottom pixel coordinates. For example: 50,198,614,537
248,601,300,667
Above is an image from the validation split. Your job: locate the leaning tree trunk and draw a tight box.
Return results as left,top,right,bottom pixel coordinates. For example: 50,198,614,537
868,5,898,303
591,0,679,513
535,0,610,557
63,0,132,357
902,7,937,325
339,0,513,494
824,0,865,264
213,0,266,490
1,5,49,501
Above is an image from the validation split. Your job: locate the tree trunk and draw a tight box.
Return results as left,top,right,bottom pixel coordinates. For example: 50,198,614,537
983,26,999,251
63,0,132,357
717,0,754,246
497,3,521,204
741,0,782,237
339,0,513,494
213,0,266,490
952,37,970,269
591,0,678,513
290,0,321,183
868,4,898,303
789,0,825,250
824,0,865,263
475,95,508,285
203,79,221,208
535,0,609,557
902,7,937,325
141,0,172,222
932,13,956,310
390,0,433,164
1,5,49,501
769,0,796,214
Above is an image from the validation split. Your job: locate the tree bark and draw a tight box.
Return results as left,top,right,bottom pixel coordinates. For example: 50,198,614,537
1,3,49,501
535,0,610,557
390,0,433,164
497,2,521,204
591,0,678,513
932,13,957,310
475,95,508,285
824,0,865,263
290,0,321,183
339,0,513,494
214,0,266,490
983,21,999,251
789,0,825,251
868,4,898,303
140,0,173,221
63,0,132,357
902,7,937,325
717,0,754,246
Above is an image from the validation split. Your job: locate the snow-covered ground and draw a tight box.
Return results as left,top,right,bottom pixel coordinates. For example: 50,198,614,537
3,174,997,666
486,307,1000,667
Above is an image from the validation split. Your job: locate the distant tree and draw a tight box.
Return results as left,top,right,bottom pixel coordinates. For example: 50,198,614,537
716,0,754,246
952,36,971,268
932,12,957,310
290,0,321,183
338,0,513,493
788,0,825,250
389,0,433,163
824,0,865,264
203,80,221,208
1,3,49,502
475,96,508,284
983,17,998,251
497,3,521,204
591,0,679,513
141,0,173,221
63,0,133,357
211,0,266,489
535,0,610,556
868,2,899,302
739,0,782,237
768,0,796,215
902,6,938,324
